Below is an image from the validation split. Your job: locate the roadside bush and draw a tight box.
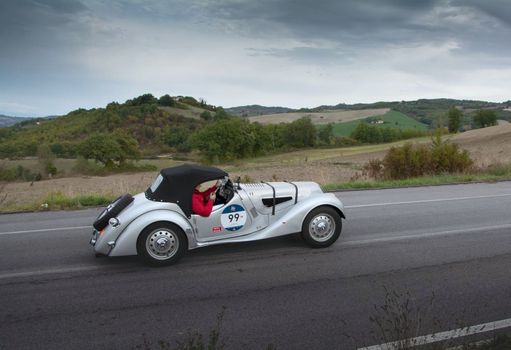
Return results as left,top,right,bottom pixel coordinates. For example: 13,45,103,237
73,156,107,176
365,134,473,180
333,136,359,147
0,165,41,182
41,192,114,210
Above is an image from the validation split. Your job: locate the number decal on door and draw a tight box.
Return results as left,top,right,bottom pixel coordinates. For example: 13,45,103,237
221,204,247,231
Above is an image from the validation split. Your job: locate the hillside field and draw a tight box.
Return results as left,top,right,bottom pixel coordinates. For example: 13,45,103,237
248,108,390,125
320,110,429,137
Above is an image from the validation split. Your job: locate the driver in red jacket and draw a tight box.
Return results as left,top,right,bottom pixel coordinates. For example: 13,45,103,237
192,181,219,217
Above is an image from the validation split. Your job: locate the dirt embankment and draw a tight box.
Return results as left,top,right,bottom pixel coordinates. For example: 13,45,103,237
450,123,511,166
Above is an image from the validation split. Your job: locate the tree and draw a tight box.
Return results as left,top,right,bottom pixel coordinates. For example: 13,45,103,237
318,123,334,145
285,117,317,148
78,130,140,167
200,111,212,121
126,93,158,106
213,107,229,121
190,119,270,162
473,109,497,128
37,143,57,177
447,106,463,133
158,94,175,107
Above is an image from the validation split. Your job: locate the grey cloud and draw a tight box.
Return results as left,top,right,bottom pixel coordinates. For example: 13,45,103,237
247,46,356,66
32,0,89,14
190,0,511,67
453,0,511,26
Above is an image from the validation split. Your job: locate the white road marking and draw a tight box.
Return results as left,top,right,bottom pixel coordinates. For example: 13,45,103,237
344,193,511,209
1,193,510,236
0,266,102,280
0,225,91,236
357,317,511,350
343,223,511,246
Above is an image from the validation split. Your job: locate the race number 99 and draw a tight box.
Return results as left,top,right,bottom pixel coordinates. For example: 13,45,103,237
221,205,247,231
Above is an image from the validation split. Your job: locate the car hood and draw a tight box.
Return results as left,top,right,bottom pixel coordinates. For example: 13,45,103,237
240,181,323,215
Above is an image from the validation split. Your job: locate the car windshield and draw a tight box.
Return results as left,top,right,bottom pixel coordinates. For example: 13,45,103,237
150,174,163,193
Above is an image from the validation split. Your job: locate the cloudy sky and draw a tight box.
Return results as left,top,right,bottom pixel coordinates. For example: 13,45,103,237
1,0,510,117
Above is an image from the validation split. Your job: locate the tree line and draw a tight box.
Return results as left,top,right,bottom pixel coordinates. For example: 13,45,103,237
0,93,502,168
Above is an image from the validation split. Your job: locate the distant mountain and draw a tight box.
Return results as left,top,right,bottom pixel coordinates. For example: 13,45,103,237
0,114,31,127
226,105,294,117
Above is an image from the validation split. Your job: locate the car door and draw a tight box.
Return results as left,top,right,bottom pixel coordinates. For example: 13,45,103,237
192,189,268,242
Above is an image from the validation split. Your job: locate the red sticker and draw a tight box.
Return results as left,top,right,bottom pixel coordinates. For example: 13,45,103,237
212,226,222,233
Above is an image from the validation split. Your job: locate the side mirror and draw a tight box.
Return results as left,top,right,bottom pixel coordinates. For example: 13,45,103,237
236,176,241,190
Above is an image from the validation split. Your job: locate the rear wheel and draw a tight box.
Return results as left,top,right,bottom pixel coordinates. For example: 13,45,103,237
137,222,187,266
301,206,342,248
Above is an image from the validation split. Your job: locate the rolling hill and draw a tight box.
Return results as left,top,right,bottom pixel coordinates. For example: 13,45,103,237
2,94,510,160
229,99,511,126
0,114,31,128
0,95,212,158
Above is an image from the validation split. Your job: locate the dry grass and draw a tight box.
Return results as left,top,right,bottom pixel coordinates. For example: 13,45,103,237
248,108,390,125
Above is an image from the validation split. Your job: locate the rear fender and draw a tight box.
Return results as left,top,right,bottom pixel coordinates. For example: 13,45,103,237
109,210,196,257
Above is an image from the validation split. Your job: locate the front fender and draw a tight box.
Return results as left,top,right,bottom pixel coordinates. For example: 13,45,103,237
269,192,345,236
109,210,196,257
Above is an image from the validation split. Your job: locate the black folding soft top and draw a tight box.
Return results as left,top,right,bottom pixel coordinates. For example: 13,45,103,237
145,164,228,217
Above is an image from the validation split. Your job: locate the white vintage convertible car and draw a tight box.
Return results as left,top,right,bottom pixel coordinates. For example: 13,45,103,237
90,164,345,265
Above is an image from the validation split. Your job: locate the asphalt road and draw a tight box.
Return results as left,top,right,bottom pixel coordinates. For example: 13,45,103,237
1,182,510,349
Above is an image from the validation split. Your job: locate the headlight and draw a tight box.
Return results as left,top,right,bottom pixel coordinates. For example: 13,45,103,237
109,217,120,227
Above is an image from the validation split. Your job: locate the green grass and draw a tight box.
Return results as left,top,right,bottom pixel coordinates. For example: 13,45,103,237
0,158,184,178
1,192,116,212
325,110,430,137
323,171,511,191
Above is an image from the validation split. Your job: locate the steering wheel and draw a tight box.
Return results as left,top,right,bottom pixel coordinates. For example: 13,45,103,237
216,178,235,204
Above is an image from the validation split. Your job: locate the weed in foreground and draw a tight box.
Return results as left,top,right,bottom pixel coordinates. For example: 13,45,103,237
368,287,439,350
132,307,277,350
364,287,510,350
133,308,227,350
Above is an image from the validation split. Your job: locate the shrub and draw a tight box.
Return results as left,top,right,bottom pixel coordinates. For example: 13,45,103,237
158,94,175,107
0,165,41,182
366,135,473,180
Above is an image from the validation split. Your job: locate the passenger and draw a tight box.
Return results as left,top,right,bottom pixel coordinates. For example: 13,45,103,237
192,181,219,217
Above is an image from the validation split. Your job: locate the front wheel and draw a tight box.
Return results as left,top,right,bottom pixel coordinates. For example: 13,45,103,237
137,222,187,266
301,206,342,248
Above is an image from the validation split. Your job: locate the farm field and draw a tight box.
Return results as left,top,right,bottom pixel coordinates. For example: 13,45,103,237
323,110,430,137
248,108,389,124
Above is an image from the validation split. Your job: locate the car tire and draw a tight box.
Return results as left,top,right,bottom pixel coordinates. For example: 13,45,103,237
93,194,134,231
137,222,187,266
301,206,342,248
